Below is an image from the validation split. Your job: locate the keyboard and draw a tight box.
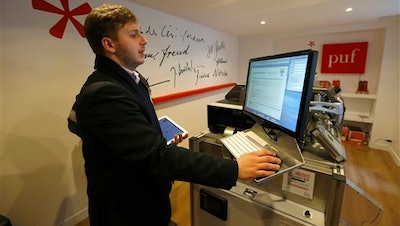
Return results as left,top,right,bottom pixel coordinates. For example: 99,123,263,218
220,131,278,159
221,129,305,183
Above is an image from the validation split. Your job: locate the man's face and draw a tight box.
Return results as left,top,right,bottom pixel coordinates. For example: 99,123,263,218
113,21,147,71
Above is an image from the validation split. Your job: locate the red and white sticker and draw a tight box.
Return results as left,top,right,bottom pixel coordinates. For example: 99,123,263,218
282,169,315,200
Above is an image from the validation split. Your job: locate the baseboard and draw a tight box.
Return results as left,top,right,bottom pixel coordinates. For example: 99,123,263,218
387,146,400,166
56,207,88,226
370,142,400,166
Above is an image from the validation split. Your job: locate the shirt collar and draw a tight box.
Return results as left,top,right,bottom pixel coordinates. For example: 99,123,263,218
121,66,140,83
121,66,138,76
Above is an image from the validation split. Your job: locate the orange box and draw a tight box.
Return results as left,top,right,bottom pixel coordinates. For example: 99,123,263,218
348,130,365,145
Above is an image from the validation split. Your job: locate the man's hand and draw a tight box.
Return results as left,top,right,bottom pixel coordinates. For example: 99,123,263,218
236,149,281,180
170,133,189,145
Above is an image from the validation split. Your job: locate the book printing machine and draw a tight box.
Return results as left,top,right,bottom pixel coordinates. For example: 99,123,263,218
189,85,383,226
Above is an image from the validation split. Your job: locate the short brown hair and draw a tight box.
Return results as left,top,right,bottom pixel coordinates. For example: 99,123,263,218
84,4,138,54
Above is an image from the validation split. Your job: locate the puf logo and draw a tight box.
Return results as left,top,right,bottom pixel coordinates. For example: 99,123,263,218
327,48,361,67
321,42,368,74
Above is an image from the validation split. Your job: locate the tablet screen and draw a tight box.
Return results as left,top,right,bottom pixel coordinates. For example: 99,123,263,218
158,116,187,144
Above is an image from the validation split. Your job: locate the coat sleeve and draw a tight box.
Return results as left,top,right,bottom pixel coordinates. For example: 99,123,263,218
157,145,238,189
76,80,238,189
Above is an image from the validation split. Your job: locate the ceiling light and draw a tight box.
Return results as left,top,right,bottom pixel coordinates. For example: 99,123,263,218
346,7,353,12
260,20,266,25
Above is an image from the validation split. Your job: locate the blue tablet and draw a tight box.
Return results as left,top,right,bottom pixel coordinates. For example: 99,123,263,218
158,115,188,145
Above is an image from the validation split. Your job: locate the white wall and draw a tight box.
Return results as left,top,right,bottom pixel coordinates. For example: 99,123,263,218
370,16,400,164
0,1,237,225
131,3,238,96
239,16,400,165
2,2,93,225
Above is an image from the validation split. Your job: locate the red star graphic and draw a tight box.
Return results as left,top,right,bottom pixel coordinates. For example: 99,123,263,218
32,0,92,39
308,40,316,48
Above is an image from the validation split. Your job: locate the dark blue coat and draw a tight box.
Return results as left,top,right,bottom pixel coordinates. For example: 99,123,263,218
68,55,238,226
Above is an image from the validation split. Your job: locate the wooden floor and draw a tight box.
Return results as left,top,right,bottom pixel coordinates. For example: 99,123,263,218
341,142,399,226
74,181,191,226
75,217,89,226
76,143,399,226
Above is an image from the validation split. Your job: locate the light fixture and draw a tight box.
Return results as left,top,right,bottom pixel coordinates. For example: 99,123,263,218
260,20,266,25
346,7,353,12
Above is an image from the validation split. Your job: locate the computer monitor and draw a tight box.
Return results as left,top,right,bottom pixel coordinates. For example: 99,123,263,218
243,49,318,141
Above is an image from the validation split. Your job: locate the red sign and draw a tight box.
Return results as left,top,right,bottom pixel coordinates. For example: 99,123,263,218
321,42,368,74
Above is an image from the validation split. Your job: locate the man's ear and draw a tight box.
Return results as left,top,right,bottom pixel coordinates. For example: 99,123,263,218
102,37,116,53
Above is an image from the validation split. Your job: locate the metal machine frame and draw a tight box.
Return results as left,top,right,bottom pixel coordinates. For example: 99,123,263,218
190,132,346,226
189,126,382,225
190,89,382,225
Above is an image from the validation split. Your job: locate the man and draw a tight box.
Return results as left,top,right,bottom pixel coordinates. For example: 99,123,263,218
68,4,281,226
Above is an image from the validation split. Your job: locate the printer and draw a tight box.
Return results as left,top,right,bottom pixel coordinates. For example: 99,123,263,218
207,85,255,135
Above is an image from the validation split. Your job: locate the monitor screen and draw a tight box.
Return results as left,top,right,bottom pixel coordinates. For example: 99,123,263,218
243,49,318,140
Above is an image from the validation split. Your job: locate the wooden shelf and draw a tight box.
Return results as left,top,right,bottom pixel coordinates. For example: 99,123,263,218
341,93,376,124
344,112,374,123
341,93,377,99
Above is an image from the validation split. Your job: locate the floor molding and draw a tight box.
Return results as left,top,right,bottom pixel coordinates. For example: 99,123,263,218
57,207,88,226
370,142,400,166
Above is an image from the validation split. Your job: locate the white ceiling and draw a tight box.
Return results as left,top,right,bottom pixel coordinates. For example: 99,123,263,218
128,0,399,36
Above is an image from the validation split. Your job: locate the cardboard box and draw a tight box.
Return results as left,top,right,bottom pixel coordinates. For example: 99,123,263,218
348,130,365,145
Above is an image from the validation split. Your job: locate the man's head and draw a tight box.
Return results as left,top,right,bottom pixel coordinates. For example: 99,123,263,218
84,4,138,55
84,4,147,70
